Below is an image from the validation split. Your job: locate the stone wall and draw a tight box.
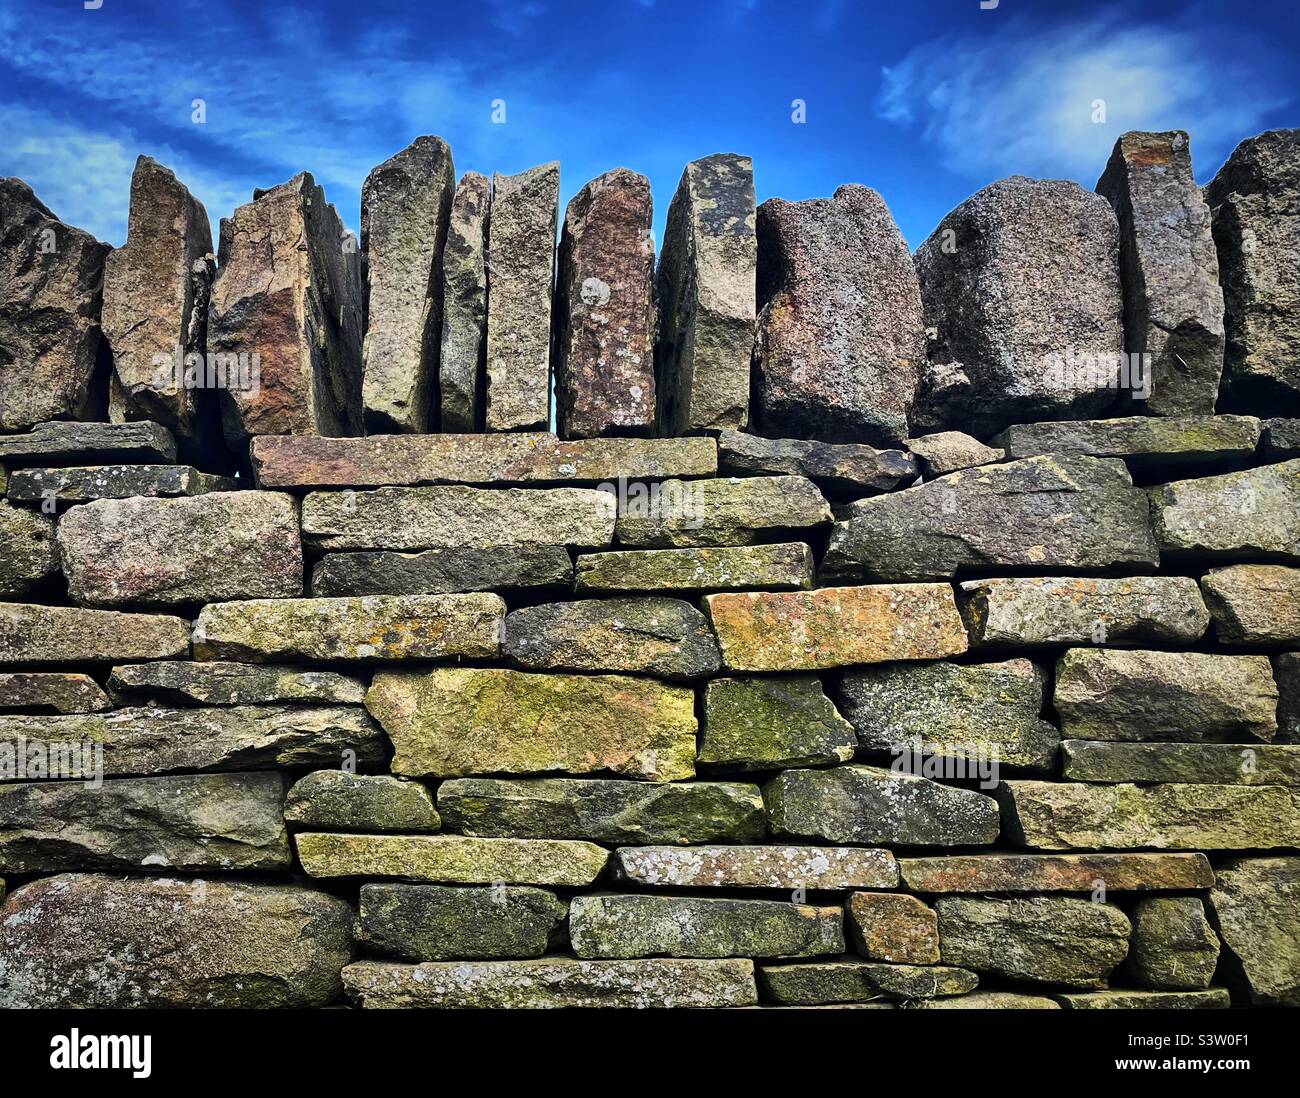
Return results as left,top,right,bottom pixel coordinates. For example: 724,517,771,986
0,128,1297,1010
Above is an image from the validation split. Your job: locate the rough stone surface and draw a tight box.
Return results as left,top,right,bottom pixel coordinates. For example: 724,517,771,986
1263,418,1300,458
706,584,968,672
0,874,354,1008
760,960,976,1004
753,186,925,446
907,432,1004,478
613,475,831,548
367,668,696,782
1128,896,1219,990
612,845,899,890
840,659,1059,772
959,575,1210,647
1201,564,1300,644
914,991,1061,1010
1054,648,1278,742
439,171,489,431
1205,129,1300,411
57,491,302,607
107,660,365,707
655,153,756,434
360,136,455,433
0,179,111,430
313,546,572,596
699,675,857,771
284,771,439,832
193,593,503,662
1063,740,1300,786
0,672,110,714
1096,131,1226,415
252,432,716,487
0,773,289,872
0,500,56,596
1001,780,1300,850
716,429,915,497
824,455,1157,583
485,162,558,432
0,705,384,778
994,415,1258,471
437,777,764,844
555,169,656,438
1279,653,1300,744
7,464,234,505
208,173,364,443
570,895,843,960
301,485,615,551
100,156,216,442
0,603,190,664
503,597,720,679
847,892,940,964
935,896,1130,989
764,765,1000,846
0,420,176,466
1208,856,1300,1006
1057,989,1230,1009
343,957,757,1009
575,543,813,593
295,832,608,886
1153,459,1300,559
900,853,1215,893
912,176,1123,437
357,883,563,961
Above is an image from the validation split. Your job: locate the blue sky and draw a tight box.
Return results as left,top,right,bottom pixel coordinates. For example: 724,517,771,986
1,0,1296,251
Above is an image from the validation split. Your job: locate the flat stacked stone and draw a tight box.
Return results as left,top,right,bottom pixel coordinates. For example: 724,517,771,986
554,168,656,438
575,543,813,593
699,675,857,771
0,672,111,714
7,465,235,505
1096,131,1225,415
0,420,176,466
0,501,56,596
655,153,756,434
360,136,455,433
907,431,1004,477
570,895,843,960
759,961,976,1004
1063,741,1300,785
367,668,696,782
194,594,503,662
0,773,289,872
846,893,940,964
485,162,559,431
899,853,1214,893
1127,896,1219,990
313,546,573,597
284,772,440,832
107,661,366,706
705,584,968,672
0,604,190,664
439,172,490,431
295,833,608,886
0,705,384,777
993,415,1258,472
611,846,899,890
1057,989,1230,1009
1208,856,1300,1006
1152,459,1300,559
0,180,111,430
437,777,764,844
915,991,1060,1010
1262,418,1300,458
823,455,1158,583
716,429,915,497
1201,564,1300,644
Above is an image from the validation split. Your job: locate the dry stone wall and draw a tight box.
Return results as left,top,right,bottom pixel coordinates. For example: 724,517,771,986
0,129,1298,1010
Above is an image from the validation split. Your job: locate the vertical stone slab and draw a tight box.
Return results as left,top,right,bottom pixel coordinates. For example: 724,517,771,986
554,169,656,438
101,156,217,449
440,171,490,432
360,136,456,433
655,153,756,434
1205,129,1300,413
208,173,364,447
913,176,1124,437
754,185,924,446
1096,131,1225,416
485,162,559,432
0,180,111,431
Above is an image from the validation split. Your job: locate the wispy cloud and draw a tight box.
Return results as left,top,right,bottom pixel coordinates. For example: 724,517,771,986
876,8,1291,184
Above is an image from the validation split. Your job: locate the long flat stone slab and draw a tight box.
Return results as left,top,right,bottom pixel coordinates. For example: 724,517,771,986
1064,740,1300,785
0,421,176,466
899,853,1215,893
312,547,573,597
0,603,190,664
251,432,716,488
6,465,235,504
993,415,1259,471
575,543,814,593
612,845,899,890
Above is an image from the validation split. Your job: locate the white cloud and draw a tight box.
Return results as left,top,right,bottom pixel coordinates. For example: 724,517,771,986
876,10,1290,184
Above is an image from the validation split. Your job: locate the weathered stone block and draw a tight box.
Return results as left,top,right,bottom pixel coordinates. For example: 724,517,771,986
915,991,1060,1009
1153,460,1300,560
1057,989,1230,1009
1208,856,1300,1006
705,584,967,672
900,852,1214,893
612,845,898,890
655,153,755,434
313,546,572,597
7,465,235,505
994,415,1257,471
570,894,843,960
1062,740,1300,786
1128,896,1219,990
439,171,489,431
0,500,56,597
107,660,365,707
0,420,176,466
367,668,696,782
699,675,856,771
575,543,813,593
907,431,1003,477
759,960,976,1004
0,603,190,664
0,672,110,714
1263,418,1300,458
285,771,439,832
0,874,354,1008
847,892,940,964
1279,653,1300,743
437,777,763,844
1201,564,1300,644
716,429,915,497
193,593,503,662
